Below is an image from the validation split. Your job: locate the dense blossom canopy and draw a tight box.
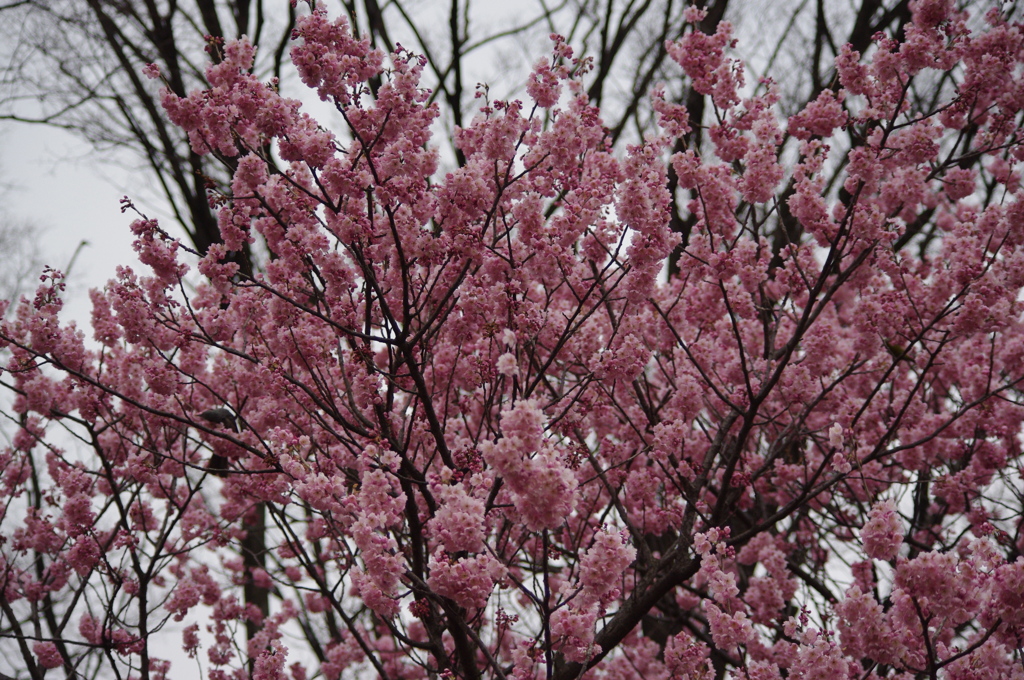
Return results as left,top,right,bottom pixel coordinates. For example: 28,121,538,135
3,1,1024,679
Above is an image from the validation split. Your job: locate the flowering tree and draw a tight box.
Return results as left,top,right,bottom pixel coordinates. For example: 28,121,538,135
1,0,945,265
3,1,1024,679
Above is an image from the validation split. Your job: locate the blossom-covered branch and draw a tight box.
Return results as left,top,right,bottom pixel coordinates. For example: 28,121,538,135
3,2,1024,679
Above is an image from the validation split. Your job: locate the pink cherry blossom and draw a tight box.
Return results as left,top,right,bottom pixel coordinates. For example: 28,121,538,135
3,4,1024,680
32,641,62,669
862,499,903,561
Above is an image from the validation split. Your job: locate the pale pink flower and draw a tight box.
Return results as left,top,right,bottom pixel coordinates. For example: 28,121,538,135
427,550,505,609
578,529,635,606
33,642,62,669
862,499,903,561
829,423,844,448
496,352,518,377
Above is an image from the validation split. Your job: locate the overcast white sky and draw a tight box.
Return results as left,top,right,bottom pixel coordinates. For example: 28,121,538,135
2,122,139,325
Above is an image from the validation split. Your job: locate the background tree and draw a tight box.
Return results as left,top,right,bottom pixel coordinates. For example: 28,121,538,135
0,220,42,318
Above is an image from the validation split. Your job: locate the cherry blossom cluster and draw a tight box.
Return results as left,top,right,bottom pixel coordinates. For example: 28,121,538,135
2,1,1024,679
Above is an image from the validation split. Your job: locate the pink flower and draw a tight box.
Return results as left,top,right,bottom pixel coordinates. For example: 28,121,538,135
862,499,903,561
828,423,844,448
578,529,635,606
182,624,201,658
527,58,562,108
482,400,578,530
427,550,505,609
496,352,518,377
60,493,95,538
788,90,847,139
944,167,976,200
683,5,707,22
428,480,486,553
989,558,1024,626
253,641,288,680
666,20,741,107
550,608,598,663
33,641,62,669
705,604,754,653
